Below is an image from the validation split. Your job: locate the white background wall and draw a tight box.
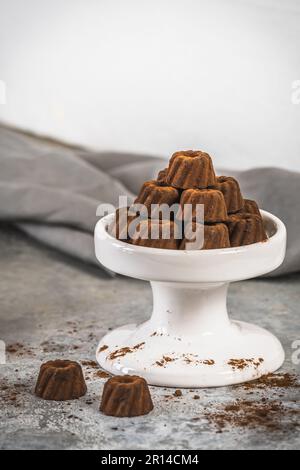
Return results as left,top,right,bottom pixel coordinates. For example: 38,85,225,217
0,0,299,170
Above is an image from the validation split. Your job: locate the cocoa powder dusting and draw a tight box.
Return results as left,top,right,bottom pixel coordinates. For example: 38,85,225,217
163,356,173,362
154,353,215,367
183,356,215,366
108,342,145,360
228,358,264,370
98,345,109,353
6,343,23,353
81,360,98,368
154,355,176,367
235,372,299,391
6,343,34,357
94,370,111,379
0,381,28,407
202,360,215,366
204,399,299,432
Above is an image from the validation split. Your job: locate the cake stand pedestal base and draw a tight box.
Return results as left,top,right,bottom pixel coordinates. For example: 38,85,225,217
96,281,284,388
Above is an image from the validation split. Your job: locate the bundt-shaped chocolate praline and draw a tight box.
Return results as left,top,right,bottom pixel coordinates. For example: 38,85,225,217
105,151,265,251
165,150,216,189
100,375,153,417
134,180,180,219
239,199,261,217
180,222,230,250
108,207,139,241
212,176,244,213
157,168,168,184
131,219,180,249
226,213,267,247
180,188,228,223
35,360,87,401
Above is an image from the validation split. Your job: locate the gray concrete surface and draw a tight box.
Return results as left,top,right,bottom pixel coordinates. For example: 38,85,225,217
0,224,299,450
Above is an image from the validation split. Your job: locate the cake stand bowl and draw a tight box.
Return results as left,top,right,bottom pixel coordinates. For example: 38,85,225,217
94,210,286,388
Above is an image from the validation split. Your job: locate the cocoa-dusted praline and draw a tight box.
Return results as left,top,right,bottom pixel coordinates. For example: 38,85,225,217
166,150,216,189
180,188,228,223
131,219,180,249
134,180,180,219
35,360,87,401
211,176,244,214
100,375,153,417
226,213,267,247
107,206,138,241
157,168,168,184
180,222,230,250
107,149,267,250
238,199,261,218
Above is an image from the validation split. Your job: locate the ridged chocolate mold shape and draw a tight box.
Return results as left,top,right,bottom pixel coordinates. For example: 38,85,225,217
180,188,228,223
212,176,244,214
107,206,138,241
35,360,87,401
156,168,168,184
131,219,180,249
239,199,261,217
134,180,180,219
166,150,216,189
226,213,267,247
100,375,154,417
180,222,230,250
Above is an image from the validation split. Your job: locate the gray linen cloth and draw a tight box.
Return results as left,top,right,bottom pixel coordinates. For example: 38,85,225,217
0,125,299,277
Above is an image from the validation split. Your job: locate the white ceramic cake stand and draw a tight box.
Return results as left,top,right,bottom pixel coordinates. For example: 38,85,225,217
94,210,286,388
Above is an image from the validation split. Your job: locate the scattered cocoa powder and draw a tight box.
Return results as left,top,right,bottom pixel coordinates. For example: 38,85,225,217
109,347,133,360
0,381,28,407
98,345,108,353
183,356,192,364
154,353,215,367
235,372,299,391
163,356,173,362
183,356,215,366
108,342,145,360
81,360,98,368
41,340,66,353
193,395,200,400
94,370,111,379
67,414,81,420
204,398,299,432
154,355,176,367
6,343,23,353
6,343,34,357
228,358,264,370
202,360,215,366
81,359,111,379
164,390,183,401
